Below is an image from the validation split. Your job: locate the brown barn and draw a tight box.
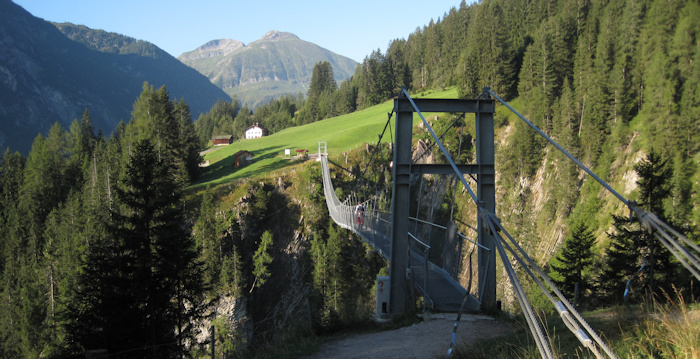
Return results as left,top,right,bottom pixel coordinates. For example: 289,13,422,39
212,135,233,146
234,150,253,167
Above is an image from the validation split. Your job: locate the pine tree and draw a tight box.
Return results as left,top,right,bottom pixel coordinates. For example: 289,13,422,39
196,98,242,145
124,82,201,185
298,61,338,123
66,139,204,357
252,230,274,289
599,150,676,304
195,188,223,288
549,222,596,304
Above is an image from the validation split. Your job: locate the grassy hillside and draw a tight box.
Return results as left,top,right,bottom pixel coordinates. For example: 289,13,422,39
194,88,460,188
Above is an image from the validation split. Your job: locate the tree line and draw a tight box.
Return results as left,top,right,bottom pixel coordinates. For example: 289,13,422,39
0,83,205,357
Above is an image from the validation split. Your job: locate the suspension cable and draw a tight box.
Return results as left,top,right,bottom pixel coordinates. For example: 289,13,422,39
486,210,617,358
415,113,467,163
487,89,629,206
488,89,700,282
353,110,395,201
445,243,476,359
401,88,478,203
395,85,618,358
483,215,555,359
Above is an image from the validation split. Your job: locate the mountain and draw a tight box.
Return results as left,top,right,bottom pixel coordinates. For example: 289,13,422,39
178,31,358,108
0,0,231,154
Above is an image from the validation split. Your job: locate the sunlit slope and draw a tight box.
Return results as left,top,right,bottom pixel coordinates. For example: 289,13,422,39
194,88,460,187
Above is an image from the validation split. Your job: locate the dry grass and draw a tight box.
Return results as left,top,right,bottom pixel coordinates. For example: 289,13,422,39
619,291,700,358
454,290,699,358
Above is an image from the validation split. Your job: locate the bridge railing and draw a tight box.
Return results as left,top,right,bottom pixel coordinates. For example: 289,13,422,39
320,154,392,259
408,218,466,280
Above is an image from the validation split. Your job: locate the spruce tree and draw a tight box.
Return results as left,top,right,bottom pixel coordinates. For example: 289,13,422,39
252,230,274,289
67,139,204,357
549,222,596,305
195,188,223,289
599,150,676,304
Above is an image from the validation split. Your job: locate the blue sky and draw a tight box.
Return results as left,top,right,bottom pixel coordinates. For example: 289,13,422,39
14,0,470,63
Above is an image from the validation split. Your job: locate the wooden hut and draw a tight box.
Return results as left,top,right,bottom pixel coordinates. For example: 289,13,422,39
212,135,233,146
234,150,253,167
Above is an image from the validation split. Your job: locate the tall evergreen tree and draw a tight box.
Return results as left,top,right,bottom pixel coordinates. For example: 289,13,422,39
125,82,201,184
599,150,676,304
549,222,596,304
298,61,338,124
66,139,204,357
195,98,242,145
195,188,223,289
252,230,274,289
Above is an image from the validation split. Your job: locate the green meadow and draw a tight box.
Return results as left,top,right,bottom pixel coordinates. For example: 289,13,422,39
194,88,459,188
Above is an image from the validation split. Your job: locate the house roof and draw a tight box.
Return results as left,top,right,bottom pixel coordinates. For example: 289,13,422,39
245,124,264,131
212,135,233,140
234,150,253,157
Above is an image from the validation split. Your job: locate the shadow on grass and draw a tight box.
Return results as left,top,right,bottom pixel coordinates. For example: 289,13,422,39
195,146,283,182
194,145,312,188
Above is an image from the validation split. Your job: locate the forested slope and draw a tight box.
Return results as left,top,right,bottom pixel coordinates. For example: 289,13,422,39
1,0,698,356
294,0,699,312
302,0,698,233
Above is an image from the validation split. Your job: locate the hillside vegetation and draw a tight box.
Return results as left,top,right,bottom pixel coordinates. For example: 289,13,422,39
194,90,457,187
1,0,698,357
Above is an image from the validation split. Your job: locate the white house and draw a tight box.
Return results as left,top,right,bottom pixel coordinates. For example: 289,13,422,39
245,123,265,139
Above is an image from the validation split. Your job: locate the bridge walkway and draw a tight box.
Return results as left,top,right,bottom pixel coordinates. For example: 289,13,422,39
320,154,479,312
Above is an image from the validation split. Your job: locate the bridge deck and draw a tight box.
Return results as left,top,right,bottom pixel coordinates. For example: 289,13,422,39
320,155,479,312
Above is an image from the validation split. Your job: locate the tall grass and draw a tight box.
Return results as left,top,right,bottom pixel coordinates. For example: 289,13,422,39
454,292,699,358
617,292,699,358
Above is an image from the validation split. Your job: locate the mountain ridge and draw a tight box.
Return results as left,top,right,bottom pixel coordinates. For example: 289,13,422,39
0,0,231,154
178,30,358,107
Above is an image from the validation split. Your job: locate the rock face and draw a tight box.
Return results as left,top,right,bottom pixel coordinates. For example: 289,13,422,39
0,0,231,154
178,31,358,108
178,39,245,61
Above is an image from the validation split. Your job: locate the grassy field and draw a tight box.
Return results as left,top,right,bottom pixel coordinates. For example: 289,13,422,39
193,88,460,189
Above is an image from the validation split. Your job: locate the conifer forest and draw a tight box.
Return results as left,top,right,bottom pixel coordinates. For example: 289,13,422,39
1,0,698,357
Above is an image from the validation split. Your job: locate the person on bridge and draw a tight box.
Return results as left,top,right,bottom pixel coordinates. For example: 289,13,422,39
355,202,365,227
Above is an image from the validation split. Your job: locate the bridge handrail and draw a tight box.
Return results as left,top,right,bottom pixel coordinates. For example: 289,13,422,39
409,216,488,251
320,154,393,260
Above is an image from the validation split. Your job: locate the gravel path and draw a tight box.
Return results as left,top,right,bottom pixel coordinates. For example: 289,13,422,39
305,313,512,359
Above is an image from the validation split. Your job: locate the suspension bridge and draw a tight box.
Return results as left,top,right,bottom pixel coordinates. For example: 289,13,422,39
317,88,700,359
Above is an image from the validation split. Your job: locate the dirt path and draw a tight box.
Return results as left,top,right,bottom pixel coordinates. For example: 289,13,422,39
200,147,222,156
305,313,512,359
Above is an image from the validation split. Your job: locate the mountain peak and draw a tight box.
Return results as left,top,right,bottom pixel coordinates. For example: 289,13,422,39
259,31,299,42
180,31,357,108
179,38,244,61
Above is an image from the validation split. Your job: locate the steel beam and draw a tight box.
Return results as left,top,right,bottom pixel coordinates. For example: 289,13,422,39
389,92,413,315
476,89,497,312
389,89,497,316
394,98,495,113
409,164,493,175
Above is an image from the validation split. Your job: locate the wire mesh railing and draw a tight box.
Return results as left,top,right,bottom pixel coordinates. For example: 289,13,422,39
320,154,392,259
